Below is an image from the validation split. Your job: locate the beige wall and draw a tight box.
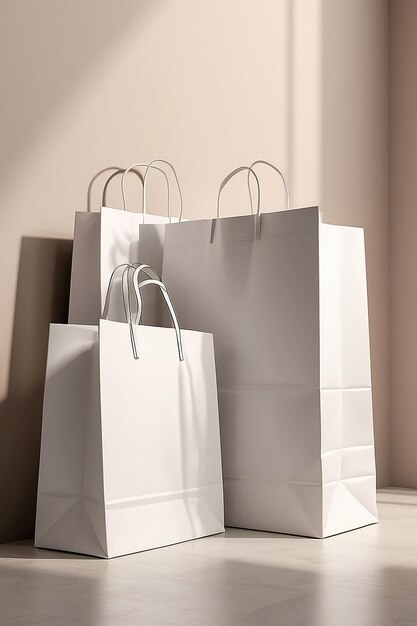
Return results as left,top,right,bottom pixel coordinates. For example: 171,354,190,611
389,0,417,487
0,0,389,542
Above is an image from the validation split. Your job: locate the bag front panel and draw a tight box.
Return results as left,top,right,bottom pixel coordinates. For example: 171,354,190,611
99,320,224,555
163,209,321,389
219,386,322,535
163,208,377,537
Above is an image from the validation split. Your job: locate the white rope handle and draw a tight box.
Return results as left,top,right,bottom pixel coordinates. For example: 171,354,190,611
87,166,124,213
102,168,142,209
247,160,290,213
103,263,137,319
102,263,140,358
132,270,184,362
102,263,161,359
142,159,183,224
217,166,261,218
121,163,171,219
103,262,160,319
130,264,161,324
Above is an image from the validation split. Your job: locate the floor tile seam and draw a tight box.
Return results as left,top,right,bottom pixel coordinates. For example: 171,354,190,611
99,595,253,621
322,552,417,576
348,556,417,584
0,558,38,567
52,595,168,619
335,577,417,599
162,568,356,595
60,546,227,564
346,578,413,592
220,579,352,620
163,546,238,562
154,550,387,586
56,560,226,580
87,590,159,611
13,545,412,571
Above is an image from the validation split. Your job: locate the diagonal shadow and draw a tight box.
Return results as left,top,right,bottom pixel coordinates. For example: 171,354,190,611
0,237,72,543
0,0,165,183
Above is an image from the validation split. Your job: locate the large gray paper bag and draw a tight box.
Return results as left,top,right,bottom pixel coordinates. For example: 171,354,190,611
161,163,378,539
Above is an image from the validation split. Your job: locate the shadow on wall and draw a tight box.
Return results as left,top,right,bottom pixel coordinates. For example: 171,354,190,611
0,0,164,184
0,237,72,543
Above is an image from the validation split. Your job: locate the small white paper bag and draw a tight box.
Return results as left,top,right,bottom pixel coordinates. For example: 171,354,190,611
35,270,224,557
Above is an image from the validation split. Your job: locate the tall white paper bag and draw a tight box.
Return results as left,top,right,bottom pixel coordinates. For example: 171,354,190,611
35,278,224,558
69,161,183,326
161,164,378,538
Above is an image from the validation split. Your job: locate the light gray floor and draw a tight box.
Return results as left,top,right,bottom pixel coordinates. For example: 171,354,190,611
1,488,417,625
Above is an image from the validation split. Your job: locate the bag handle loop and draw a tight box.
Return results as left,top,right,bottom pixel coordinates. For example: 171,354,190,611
130,264,161,324
121,163,171,219
102,168,143,209
103,263,161,359
247,160,290,213
210,166,261,243
142,160,183,224
132,270,184,362
102,262,160,320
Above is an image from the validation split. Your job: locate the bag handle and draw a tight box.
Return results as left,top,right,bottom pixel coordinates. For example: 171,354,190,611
102,262,160,320
132,270,184,362
102,263,139,358
142,159,183,224
120,163,171,219
210,166,261,243
103,263,161,359
247,160,290,213
130,264,161,324
101,168,143,209
87,166,124,213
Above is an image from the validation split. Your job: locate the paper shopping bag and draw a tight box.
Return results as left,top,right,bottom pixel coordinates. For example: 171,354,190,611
68,160,183,326
35,273,224,557
161,162,378,538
